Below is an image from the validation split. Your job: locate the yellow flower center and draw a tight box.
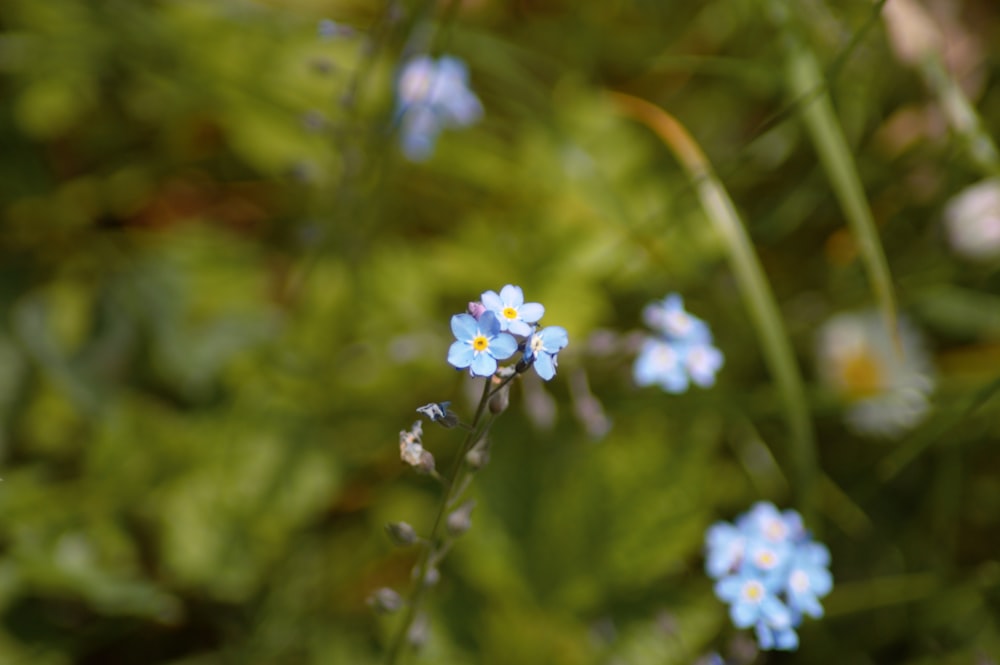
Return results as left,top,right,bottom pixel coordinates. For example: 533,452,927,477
472,335,489,351
756,550,777,568
744,580,764,602
502,306,518,320
841,351,884,398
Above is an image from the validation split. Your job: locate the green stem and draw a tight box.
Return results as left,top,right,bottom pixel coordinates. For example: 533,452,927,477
783,37,899,338
384,373,506,664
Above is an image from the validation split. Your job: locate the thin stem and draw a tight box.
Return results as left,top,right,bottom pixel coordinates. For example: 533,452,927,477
384,377,495,665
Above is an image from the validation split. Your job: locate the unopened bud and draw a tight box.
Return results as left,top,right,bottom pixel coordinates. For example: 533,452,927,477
467,301,486,319
385,522,418,546
407,612,429,648
412,564,440,588
367,587,403,614
488,369,515,414
465,437,491,470
447,500,475,536
488,384,510,414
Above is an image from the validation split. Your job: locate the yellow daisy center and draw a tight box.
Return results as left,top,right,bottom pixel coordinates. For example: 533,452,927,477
502,306,518,320
841,351,883,398
472,335,489,351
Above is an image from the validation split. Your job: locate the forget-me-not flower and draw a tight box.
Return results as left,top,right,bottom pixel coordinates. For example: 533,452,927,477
705,502,832,652
396,55,482,161
633,293,723,392
447,311,516,377
481,285,545,336
525,326,569,381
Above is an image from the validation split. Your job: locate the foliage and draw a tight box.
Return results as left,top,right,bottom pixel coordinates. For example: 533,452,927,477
1,0,1000,663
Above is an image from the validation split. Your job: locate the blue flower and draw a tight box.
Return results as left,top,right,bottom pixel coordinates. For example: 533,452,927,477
525,326,569,380
634,293,723,393
633,337,689,393
396,55,482,161
704,502,832,652
481,285,545,336
447,311,516,377
643,293,711,341
715,571,791,629
705,522,747,579
784,543,833,619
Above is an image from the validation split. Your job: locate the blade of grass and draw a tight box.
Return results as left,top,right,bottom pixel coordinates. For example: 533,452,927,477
609,91,818,518
783,37,899,337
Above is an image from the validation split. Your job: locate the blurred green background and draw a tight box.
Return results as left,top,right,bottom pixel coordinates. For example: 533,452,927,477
2,0,1000,663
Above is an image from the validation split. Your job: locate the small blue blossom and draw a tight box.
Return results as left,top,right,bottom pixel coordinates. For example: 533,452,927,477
396,55,482,161
634,337,689,393
715,571,791,629
643,293,711,341
704,522,746,579
481,285,545,336
704,502,832,652
447,311,516,377
784,543,833,619
525,326,569,380
633,293,723,393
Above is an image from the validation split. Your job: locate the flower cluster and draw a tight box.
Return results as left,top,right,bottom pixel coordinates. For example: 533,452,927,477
448,284,568,380
633,294,724,392
816,309,934,438
395,55,483,161
706,502,832,651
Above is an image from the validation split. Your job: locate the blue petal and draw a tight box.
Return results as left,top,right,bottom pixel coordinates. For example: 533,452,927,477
470,352,498,377
760,596,791,627
540,326,569,351
714,576,742,602
755,622,776,649
730,602,757,629
481,290,503,312
437,56,469,83
499,284,523,306
519,302,544,323
448,341,474,368
774,627,799,651
507,319,532,336
451,314,478,341
489,332,517,360
809,567,833,596
533,352,556,380
479,310,501,336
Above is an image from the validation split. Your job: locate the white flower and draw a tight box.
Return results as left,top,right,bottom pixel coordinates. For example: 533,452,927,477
816,310,934,438
943,179,1000,261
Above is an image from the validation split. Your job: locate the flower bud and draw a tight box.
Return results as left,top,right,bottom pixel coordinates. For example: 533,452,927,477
407,612,429,648
367,587,403,614
412,564,440,588
465,437,491,470
488,381,510,414
385,522,418,547
467,301,487,319
446,500,475,536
